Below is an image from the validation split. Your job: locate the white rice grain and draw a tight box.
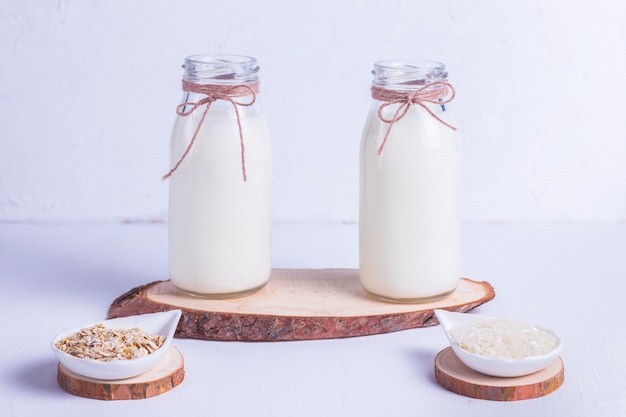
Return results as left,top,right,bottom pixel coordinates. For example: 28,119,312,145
449,319,558,359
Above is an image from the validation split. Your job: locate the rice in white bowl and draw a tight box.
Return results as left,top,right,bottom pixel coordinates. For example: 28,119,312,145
449,319,558,359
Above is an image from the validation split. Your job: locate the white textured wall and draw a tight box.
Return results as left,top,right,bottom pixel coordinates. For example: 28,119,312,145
1,0,625,223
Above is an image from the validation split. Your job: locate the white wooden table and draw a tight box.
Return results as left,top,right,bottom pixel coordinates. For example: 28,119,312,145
1,222,624,416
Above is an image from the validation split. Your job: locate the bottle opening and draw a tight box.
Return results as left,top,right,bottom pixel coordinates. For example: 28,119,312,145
183,54,260,84
372,60,447,88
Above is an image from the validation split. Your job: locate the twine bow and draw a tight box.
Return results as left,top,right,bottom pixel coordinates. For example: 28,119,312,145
372,81,456,155
163,80,259,181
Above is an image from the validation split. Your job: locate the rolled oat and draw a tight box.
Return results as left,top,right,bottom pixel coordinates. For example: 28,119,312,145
55,323,165,361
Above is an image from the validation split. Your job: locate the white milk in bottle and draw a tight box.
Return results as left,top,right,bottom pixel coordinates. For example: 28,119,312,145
359,60,460,302
166,54,271,298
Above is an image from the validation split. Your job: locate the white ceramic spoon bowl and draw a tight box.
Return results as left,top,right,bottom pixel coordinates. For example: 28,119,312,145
434,309,563,378
52,310,182,380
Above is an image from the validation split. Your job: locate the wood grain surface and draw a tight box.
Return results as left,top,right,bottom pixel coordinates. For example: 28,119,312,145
108,269,495,341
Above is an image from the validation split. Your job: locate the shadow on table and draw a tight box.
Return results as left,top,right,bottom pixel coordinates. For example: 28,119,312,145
403,346,443,388
8,358,64,397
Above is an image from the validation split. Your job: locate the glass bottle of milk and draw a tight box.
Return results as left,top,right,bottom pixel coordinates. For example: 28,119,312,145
359,60,460,303
167,54,271,298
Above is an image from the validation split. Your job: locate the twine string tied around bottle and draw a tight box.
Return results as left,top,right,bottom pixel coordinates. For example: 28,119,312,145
372,81,457,155
162,80,259,181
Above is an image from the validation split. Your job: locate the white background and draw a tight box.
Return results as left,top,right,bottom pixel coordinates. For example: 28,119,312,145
2,0,625,224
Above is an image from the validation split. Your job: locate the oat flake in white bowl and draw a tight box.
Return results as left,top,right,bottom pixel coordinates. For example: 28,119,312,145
434,309,563,378
51,310,181,380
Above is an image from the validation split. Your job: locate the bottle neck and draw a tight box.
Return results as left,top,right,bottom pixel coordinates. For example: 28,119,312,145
178,80,261,118
178,55,262,117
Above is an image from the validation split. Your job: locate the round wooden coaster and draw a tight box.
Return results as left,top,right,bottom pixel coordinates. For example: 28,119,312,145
434,347,564,401
57,346,184,400
108,269,495,341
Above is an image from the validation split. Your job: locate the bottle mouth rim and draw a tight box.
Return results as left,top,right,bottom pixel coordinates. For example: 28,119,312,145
183,54,259,83
372,59,447,87
185,54,257,65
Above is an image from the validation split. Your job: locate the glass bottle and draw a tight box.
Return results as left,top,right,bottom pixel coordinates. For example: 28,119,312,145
166,54,271,298
359,60,460,303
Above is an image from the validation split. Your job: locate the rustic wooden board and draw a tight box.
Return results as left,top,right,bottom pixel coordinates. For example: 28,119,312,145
434,347,564,401
108,269,495,341
57,347,185,400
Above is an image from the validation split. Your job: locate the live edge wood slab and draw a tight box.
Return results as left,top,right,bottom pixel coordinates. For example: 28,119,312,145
435,347,564,401
108,269,495,342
